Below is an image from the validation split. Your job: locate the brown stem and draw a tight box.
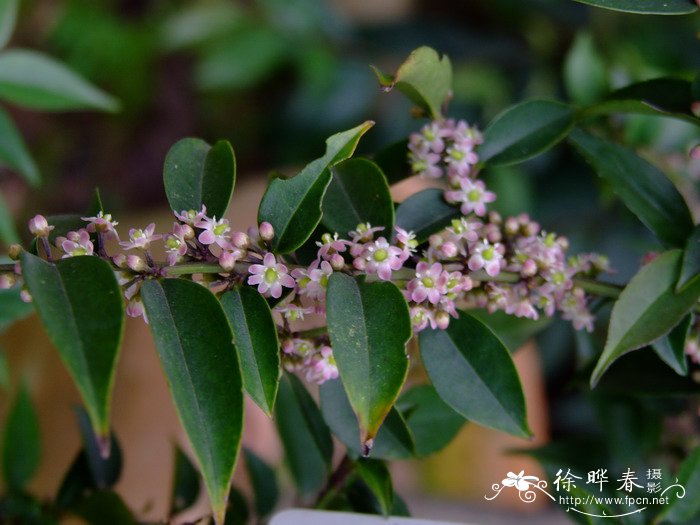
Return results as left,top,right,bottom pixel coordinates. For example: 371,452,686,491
314,455,355,509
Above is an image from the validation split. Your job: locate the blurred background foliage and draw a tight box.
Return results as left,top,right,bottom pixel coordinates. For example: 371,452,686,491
2,0,700,519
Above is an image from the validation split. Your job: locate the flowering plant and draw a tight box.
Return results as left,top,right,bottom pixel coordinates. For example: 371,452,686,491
2,8,700,522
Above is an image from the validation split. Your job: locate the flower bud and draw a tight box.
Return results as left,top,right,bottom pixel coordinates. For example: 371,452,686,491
504,217,519,235
428,234,443,249
231,231,250,249
8,244,22,260
440,241,458,258
353,257,366,271
435,310,450,330
181,224,195,241
259,222,274,241
522,259,538,277
127,255,148,272
112,254,127,268
28,214,52,237
690,143,700,161
0,273,16,289
524,221,540,237
330,254,345,271
20,289,32,303
219,251,237,271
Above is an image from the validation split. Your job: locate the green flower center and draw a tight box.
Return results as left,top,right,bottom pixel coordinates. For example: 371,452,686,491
166,237,181,250
264,268,278,284
298,277,310,288
133,230,144,239
320,275,329,287
424,129,435,141
483,247,495,260
421,277,434,288
467,189,481,202
72,247,87,256
373,249,388,262
213,224,228,236
451,150,464,161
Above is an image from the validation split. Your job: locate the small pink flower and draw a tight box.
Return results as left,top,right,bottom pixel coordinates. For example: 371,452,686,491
28,215,54,238
355,237,405,281
349,223,384,243
81,211,119,241
407,262,448,305
274,304,315,321
316,232,349,261
119,223,161,250
219,245,245,271
292,260,333,301
195,216,231,248
304,345,339,385
61,229,94,258
174,205,207,226
445,140,479,178
410,305,433,332
126,296,148,323
247,253,295,299
164,223,189,266
395,226,417,254
445,178,496,217
468,241,503,277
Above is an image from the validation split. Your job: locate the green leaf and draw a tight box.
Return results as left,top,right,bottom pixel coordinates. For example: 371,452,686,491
55,450,93,509
572,0,697,15
0,287,34,333
326,274,411,451
580,78,699,125
393,188,460,244
652,314,690,376
319,378,415,460
354,459,393,516
0,346,9,390
220,286,279,416
74,491,136,525
75,407,122,489
0,0,17,49
419,312,531,438
677,224,700,291
371,139,410,185
373,46,452,119
321,158,394,236
0,49,119,112
591,250,700,386
563,32,608,106
258,121,373,253
275,374,331,496
569,128,693,248
163,138,236,219
657,447,700,523
20,252,124,438
243,448,278,518
479,100,575,166
170,446,201,517
468,309,552,352
0,191,19,245
396,384,465,457
141,278,243,525
3,384,40,491
0,106,40,185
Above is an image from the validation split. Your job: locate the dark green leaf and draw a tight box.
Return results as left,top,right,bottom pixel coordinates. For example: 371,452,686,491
419,312,531,438
468,309,552,352
0,50,119,111
591,250,700,386
275,374,331,496
141,278,243,525
2,384,40,490
393,188,460,244
373,46,452,119
56,450,92,509
221,286,279,416
572,0,697,15
0,0,18,49
224,486,249,525
163,138,236,219
354,459,393,516
396,384,465,457
657,447,700,523
326,274,411,450
563,32,608,106
581,78,700,125
569,128,693,247
258,121,373,253
0,191,19,245
371,139,410,185
20,252,124,438
169,446,200,516
0,287,34,333
677,225,700,291
243,448,278,517
73,491,136,525
0,106,40,185
321,158,394,236
369,408,415,460
75,406,122,489
480,100,575,166
0,346,9,390
652,315,690,376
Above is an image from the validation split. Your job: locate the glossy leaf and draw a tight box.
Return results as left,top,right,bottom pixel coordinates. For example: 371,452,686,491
569,128,693,248
0,49,119,111
2,384,40,491
479,100,575,166
657,447,700,523
275,374,331,496
677,224,700,291
163,138,236,219
572,0,697,15
170,446,201,516
371,139,410,185
581,78,699,125
141,278,243,525
221,286,279,415
326,274,411,451
0,0,18,49
321,158,394,236
0,287,34,333
319,378,415,460
563,33,608,106
652,315,690,376
393,188,460,244
0,106,40,185
258,121,373,253
396,384,465,457
20,252,124,438
373,46,452,119
75,406,122,489
243,448,278,517
591,250,700,386
354,459,393,516
419,312,531,438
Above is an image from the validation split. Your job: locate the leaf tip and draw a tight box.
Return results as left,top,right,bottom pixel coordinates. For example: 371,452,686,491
96,433,111,459
361,438,374,458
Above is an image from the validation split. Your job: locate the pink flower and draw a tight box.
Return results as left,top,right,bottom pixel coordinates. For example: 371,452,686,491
407,262,448,304
247,253,295,299
164,223,190,266
219,245,245,271
28,215,54,238
445,140,479,178
304,346,339,384
355,237,405,281
292,260,333,301
61,229,94,258
410,305,433,332
120,223,161,250
395,226,417,254
126,296,148,323
195,216,231,247
468,241,503,277
349,223,384,243
81,211,119,241
316,232,349,261
174,205,207,226
274,304,315,321
444,178,496,217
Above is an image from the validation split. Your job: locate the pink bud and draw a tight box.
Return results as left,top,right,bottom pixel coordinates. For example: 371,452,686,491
28,214,52,237
353,257,366,271
435,310,450,330
112,254,127,268
231,231,250,249
20,289,32,303
522,259,538,277
504,217,519,235
219,251,237,271
428,234,443,249
690,144,700,160
259,222,274,241
330,254,345,271
440,241,458,258
0,274,16,289
181,224,195,241
127,255,147,272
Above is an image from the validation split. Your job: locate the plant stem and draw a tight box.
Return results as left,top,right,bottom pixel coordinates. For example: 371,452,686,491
314,455,355,509
573,277,623,299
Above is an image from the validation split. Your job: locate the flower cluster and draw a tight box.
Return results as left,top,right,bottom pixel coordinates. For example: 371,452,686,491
281,337,338,384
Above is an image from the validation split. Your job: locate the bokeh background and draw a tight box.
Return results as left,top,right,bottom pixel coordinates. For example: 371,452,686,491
1,0,700,523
